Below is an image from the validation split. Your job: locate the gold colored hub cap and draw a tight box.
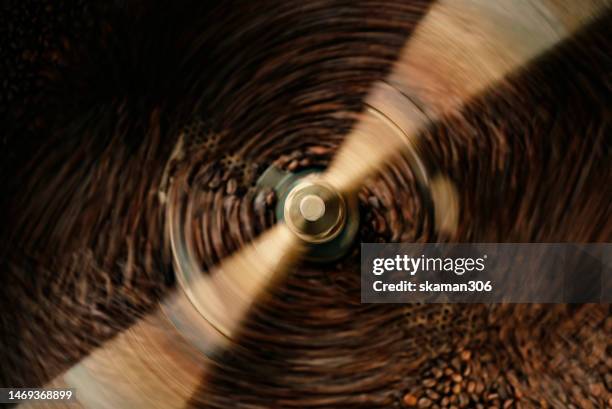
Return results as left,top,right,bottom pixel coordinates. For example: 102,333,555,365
284,180,346,243
299,194,326,222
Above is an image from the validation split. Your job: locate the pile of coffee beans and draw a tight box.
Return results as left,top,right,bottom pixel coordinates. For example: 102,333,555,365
402,348,523,408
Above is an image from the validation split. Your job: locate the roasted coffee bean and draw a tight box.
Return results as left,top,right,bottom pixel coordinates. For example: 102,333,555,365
403,393,418,407
226,178,238,195
287,159,299,171
418,397,433,408
426,389,440,401
423,378,437,388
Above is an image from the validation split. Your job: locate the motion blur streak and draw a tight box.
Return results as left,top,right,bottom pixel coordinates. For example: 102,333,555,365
172,222,305,343
62,312,206,409
323,0,608,199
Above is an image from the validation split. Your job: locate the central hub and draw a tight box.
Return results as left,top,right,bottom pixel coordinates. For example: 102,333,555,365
299,194,326,221
257,166,359,262
284,180,346,243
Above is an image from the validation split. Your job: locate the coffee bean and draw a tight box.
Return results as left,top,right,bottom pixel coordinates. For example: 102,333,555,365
423,378,436,388
226,178,237,195
418,397,433,408
426,390,440,401
451,358,461,371
307,145,332,156
403,393,418,407
432,368,443,379
452,384,462,395
287,159,299,171
475,382,485,394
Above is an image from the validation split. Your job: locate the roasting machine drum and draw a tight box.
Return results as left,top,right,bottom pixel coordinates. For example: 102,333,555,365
1,1,610,408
